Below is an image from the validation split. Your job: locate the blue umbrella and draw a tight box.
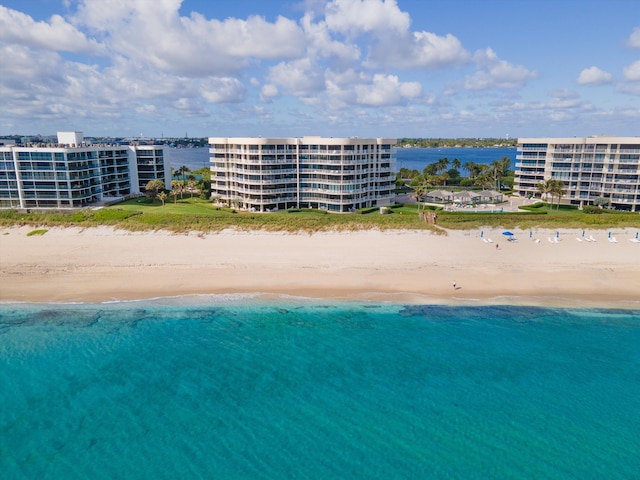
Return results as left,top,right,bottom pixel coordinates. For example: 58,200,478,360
502,231,514,236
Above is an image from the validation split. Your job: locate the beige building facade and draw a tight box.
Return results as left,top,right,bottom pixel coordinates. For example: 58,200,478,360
515,136,640,211
209,136,396,212
0,132,170,209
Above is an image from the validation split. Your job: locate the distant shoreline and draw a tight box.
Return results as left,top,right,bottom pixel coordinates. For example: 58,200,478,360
396,145,516,149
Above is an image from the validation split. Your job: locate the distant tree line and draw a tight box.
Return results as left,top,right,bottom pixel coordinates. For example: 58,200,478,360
397,138,517,148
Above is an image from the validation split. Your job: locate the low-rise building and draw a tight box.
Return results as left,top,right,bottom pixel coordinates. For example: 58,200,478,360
209,136,396,212
0,132,170,209
514,136,640,211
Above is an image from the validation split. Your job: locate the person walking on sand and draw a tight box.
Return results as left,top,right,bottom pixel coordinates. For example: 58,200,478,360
453,280,456,289
496,243,499,250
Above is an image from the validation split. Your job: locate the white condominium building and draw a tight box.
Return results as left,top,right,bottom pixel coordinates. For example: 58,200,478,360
209,136,396,212
0,132,170,209
515,136,640,211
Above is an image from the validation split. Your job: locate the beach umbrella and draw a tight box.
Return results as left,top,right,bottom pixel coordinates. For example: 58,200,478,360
556,231,559,239
608,231,611,238
636,232,638,239
530,230,533,238
480,230,484,238
502,231,514,237
582,230,585,237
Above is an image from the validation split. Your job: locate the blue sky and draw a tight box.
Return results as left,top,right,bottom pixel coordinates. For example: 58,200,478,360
1,0,638,138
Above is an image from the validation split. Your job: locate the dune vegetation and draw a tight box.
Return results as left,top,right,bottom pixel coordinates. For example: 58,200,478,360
1,197,638,233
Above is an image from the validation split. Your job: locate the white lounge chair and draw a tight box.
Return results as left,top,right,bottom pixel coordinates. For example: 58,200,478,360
608,237,618,243
548,237,554,244
587,236,597,242
629,238,640,243
576,237,582,242
534,239,540,244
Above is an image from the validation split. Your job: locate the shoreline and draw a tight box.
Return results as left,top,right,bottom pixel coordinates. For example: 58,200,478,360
1,226,639,308
3,294,639,311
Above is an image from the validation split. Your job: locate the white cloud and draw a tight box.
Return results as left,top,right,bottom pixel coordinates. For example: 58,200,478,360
0,5,103,54
267,58,326,97
366,30,470,69
353,74,422,106
628,27,640,48
623,60,640,81
577,66,613,85
7,0,630,136
324,0,410,35
201,78,247,103
301,13,361,66
321,0,469,69
260,84,279,102
72,0,306,76
408,32,469,68
617,60,640,95
465,48,537,90
172,97,208,117
136,104,158,114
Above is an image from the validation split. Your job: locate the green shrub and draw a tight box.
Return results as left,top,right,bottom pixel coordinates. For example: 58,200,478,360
582,206,602,214
27,229,48,236
94,209,141,221
358,207,379,214
69,212,87,222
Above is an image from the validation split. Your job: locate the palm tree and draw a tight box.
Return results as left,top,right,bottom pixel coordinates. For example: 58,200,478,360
551,179,566,210
187,179,197,198
171,180,184,201
171,180,184,203
423,163,438,176
490,156,511,190
439,172,450,187
145,179,165,200
175,165,191,182
413,183,427,203
452,158,461,171
170,188,179,204
436,157,449,174
474,169,493,189
464,161,484,181
536,179,555,209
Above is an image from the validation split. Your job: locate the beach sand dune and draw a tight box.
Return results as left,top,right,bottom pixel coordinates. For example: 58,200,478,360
1,226,639,307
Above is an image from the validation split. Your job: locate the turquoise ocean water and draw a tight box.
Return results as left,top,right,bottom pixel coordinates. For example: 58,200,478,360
1,298,639,479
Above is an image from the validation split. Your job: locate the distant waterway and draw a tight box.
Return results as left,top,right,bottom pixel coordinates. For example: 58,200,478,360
165,147,211,171
166,146,517,173
396,147,516,172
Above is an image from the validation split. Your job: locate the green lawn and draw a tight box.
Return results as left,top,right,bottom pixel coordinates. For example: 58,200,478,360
1,197,638,233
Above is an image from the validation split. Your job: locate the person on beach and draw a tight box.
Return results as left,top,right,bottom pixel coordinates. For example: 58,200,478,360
496,244,499,250
453,280,457,289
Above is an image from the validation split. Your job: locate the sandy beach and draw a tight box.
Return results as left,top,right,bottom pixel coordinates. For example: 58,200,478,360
1,226,639,307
